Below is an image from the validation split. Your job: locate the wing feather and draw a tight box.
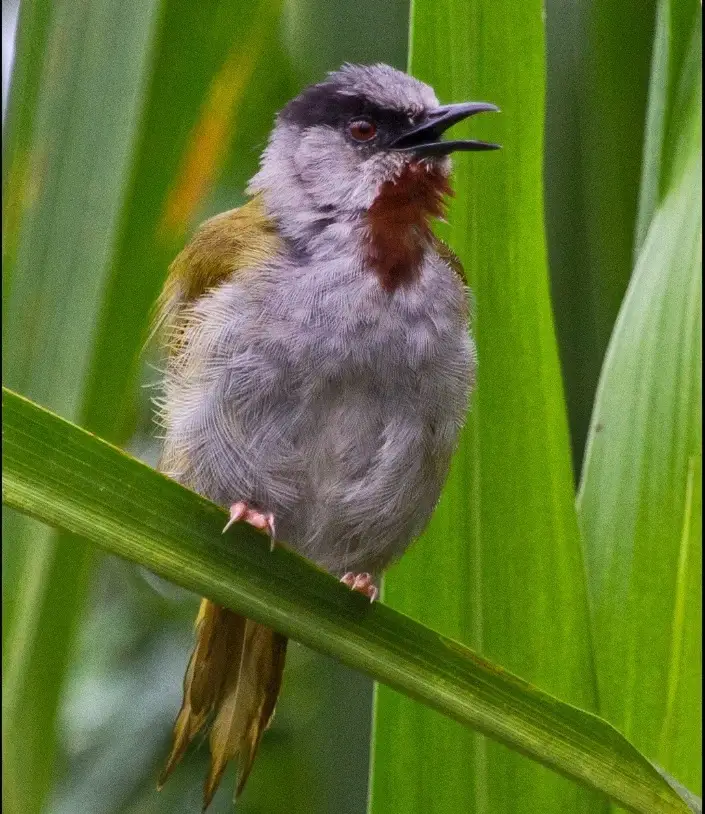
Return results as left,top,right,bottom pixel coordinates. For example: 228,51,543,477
150,194,282,356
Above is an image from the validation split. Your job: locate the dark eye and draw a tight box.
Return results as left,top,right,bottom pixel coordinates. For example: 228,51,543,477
348,118,377,142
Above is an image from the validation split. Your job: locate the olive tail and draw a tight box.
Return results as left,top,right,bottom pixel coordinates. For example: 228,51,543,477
158,599,287,810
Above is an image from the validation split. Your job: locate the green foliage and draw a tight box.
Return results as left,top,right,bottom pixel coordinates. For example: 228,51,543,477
2,2,163,810
578,2,702,797
2,387,700,814
545,0,657,460
372,1,601,813
0,1,296,811
1,0,701,812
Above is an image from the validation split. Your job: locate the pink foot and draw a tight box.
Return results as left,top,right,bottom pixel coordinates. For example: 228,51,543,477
223,501,276,547
340,572,379,602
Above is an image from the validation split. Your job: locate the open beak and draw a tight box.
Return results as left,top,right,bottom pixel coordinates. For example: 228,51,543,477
390,102,500,156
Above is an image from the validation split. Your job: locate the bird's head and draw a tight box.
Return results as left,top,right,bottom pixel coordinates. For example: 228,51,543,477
248,63,499,244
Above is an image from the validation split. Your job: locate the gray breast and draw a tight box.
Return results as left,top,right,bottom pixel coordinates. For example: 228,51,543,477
161,249,474,576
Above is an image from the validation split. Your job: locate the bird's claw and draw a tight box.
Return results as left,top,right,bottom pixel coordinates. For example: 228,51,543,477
340,572,378,602
223,501,276,542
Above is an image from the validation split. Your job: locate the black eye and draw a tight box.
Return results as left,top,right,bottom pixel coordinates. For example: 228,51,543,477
348,118,377,142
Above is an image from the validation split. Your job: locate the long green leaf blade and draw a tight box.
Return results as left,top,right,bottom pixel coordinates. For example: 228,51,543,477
578,52,702,798
1,3,289,812
371,3,601,812
545,0,656,458
83,0,285,441
3,388,700,814
1,3,162,811
634,0,700,254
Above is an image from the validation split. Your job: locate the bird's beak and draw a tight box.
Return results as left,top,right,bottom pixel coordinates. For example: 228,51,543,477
390,102,501,156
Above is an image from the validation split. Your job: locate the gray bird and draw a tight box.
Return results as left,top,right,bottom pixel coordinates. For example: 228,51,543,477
154,62,498,808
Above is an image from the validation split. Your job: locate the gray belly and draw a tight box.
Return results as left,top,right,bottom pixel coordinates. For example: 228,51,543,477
161,263,473,576
276,375,455,575
166,346,468,576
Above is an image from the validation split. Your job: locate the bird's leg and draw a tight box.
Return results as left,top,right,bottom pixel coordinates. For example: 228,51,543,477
223,501,277,549
340,572,379,602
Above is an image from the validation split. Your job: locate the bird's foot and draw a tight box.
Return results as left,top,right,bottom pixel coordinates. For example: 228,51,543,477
340,572,379,602
223,501,276,548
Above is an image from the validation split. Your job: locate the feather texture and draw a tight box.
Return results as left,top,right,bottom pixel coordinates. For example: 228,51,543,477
158,600,286,809
151,194,282,358
205,618,287,805
155,63,477,807
155,199,289,808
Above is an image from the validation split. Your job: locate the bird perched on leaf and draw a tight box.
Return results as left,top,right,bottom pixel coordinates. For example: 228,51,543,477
154,63,499,809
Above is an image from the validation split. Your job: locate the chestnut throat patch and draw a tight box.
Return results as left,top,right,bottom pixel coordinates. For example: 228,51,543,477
365,162,453,292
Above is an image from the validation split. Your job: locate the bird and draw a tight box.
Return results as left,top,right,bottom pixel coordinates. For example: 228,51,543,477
153,62,499,809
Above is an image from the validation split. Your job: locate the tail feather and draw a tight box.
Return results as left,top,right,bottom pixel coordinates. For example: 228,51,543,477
158,599,287,810
204,619,287,806
237,624,287,795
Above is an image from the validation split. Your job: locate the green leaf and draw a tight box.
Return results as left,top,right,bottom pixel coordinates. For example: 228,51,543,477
577,58,702,800
3,387,700,814
82,0,286,441
281,0,408,82
634,0,701,253
3,386,700,814
1,3,284,812
545,0,657,459
1,3,162,811
371,2,602,812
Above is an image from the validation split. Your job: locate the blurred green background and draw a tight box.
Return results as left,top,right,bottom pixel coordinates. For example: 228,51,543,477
2,0,701,813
